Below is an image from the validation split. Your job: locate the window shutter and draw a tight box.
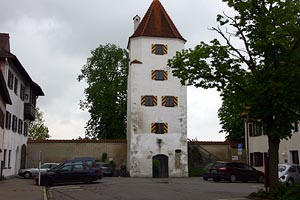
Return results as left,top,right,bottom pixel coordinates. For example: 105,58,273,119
141,96,145,106
151,44,156,54
163,44,168,54
151,70,156,80
161,96,166,106
153,96,157,106
163,71,168,80
151,123,156,133
163,123,168,133
174,97,178,106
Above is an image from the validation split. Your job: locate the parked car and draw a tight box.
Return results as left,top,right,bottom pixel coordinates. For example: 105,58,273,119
18,163,59,179
207,161,264,183
96,162,113,176
37,162,102,186
278,163,300,187
53,157,97,170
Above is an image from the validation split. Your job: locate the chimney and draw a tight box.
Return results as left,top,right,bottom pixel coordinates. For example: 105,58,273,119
133,15,141,31
0,33,10,52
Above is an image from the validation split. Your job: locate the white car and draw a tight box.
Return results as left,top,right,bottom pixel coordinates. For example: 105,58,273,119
18,163,59,179
278,163,300,187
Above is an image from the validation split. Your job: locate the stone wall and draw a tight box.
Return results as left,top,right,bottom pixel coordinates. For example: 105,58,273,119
27,139,127,169
27,139,246,171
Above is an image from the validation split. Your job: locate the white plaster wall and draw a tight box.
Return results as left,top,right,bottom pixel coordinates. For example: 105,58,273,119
2,64,28,177
127,36,188,177
0,100,5,172
247,130,300,172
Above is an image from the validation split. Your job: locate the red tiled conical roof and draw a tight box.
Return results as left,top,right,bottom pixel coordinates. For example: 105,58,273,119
130,0,186,42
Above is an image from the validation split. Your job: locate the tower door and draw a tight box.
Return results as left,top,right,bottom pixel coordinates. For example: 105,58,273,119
152,154,168,178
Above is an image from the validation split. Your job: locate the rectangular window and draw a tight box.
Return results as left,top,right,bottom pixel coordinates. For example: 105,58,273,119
5,111,11,130
12,115,18,132
24,122,28,136
18,119,23,134
151,123,168,134
0,108,4,128
248,123,262,137
14,77,18,95
151,70,168,81
152,44,168,55
7,70,14,89
291,150,299,164
162,96,178,107
8,150,11,168
141,95,157,106
254,152,263,167
20,84,25,101
3,149,6,169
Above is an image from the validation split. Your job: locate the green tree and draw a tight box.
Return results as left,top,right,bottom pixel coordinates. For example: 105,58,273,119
168,0,300,189
78,44,129,139
28,107,50,140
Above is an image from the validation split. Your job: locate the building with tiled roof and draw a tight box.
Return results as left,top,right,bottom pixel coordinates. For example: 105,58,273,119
0,33,44,177
127,0,188,178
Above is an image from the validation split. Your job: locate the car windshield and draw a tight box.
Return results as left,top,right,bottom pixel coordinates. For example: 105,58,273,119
278,166,286,172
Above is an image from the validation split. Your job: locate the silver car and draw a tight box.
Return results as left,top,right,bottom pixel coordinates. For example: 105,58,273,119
19,163,59,179
278,163,300,187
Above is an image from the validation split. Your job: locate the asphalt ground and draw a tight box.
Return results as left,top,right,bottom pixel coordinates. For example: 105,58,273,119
0,176,45,200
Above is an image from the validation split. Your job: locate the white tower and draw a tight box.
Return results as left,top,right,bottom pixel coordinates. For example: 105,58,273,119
127,0,188,177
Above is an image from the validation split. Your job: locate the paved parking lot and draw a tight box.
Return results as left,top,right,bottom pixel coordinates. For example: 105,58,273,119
47,177,264,200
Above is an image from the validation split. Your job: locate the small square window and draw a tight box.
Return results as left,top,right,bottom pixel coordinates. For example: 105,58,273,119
152,44,167,55
151,123,168,134
152,70,167,81
141,96,157,106
162,96,178,107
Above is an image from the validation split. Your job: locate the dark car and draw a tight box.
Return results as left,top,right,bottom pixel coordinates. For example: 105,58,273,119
37,162,102,186
96,162,113,176
207,161,264,183
53,157,97,170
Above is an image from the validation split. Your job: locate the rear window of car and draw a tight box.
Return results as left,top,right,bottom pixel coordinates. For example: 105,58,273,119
211,162,227,169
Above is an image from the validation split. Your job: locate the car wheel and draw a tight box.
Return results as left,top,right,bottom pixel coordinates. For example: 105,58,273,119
24,172,32,179
257,175,264,183
229,174,237,183
287,178,294,187
203,176,208,181
213,178,220,182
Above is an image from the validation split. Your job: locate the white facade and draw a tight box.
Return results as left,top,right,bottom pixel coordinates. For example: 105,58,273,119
245,122,300,172
127,36,188,176
0,33,43,177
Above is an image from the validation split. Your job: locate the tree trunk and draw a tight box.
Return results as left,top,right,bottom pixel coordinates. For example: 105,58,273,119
268,136,280,189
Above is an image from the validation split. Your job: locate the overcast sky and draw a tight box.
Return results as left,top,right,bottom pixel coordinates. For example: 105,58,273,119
1,0,233,141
